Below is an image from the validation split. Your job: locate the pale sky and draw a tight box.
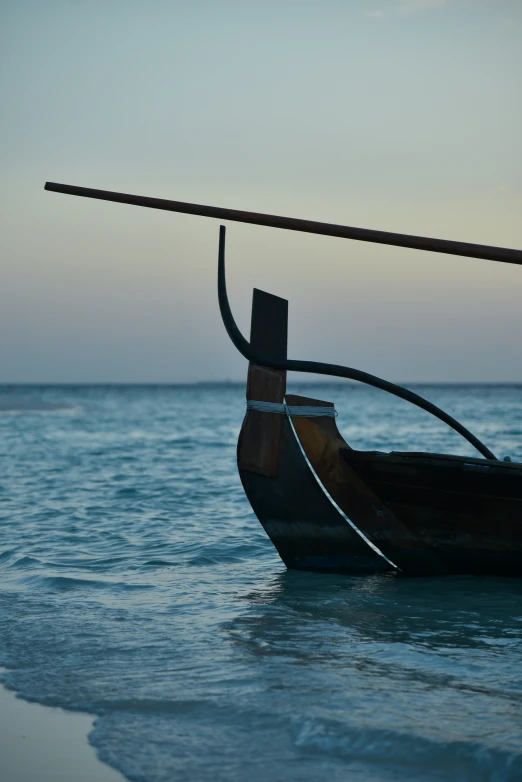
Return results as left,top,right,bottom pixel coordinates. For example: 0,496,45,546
2,0,521,383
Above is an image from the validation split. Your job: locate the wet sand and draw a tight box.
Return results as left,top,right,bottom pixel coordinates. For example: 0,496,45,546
0,685,124,782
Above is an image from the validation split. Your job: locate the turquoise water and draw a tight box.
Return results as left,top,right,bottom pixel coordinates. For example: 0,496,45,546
1,383,522,781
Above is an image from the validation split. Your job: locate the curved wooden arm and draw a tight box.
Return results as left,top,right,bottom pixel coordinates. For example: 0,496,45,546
217,225,497,461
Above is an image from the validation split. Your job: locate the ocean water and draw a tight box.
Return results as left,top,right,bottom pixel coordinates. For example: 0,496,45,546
1,382,522,782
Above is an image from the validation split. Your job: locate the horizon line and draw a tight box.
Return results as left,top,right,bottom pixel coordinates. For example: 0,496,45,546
2,380,522,388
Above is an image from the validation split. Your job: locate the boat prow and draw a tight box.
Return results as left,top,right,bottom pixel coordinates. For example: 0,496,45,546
219,229,522,578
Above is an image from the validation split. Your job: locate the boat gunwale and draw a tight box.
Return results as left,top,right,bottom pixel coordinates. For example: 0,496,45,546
341,449,522,472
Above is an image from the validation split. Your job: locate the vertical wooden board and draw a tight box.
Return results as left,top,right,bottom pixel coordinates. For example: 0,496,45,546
238,289,288,477
239,366,286,476
248,288,288,359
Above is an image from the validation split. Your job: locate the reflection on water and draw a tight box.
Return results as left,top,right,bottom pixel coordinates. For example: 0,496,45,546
1,385,522,781
226,572,522,780
238,570,522,651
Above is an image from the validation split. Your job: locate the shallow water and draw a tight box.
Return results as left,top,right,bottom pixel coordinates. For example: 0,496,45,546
1,383,522,781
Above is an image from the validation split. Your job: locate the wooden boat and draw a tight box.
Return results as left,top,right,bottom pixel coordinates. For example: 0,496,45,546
44,182,522,576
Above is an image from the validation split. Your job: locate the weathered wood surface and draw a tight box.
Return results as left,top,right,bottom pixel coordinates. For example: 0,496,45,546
237,289,389,573
286,395,448,575
341,450,522,576
288,400,522,576
237,289,287,477
239,414,390,573
239,365,286,476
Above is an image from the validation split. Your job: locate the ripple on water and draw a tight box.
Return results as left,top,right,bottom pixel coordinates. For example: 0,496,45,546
1,384,522,781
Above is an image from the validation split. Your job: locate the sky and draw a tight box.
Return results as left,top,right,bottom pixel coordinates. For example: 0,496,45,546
2,0,522,383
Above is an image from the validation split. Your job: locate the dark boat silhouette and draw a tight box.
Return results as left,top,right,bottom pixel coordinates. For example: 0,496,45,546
45,181,522,577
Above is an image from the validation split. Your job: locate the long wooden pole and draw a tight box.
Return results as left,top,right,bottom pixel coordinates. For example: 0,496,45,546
45,181,522,266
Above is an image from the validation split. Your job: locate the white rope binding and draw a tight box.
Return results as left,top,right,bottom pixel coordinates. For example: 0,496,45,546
246,400,337,417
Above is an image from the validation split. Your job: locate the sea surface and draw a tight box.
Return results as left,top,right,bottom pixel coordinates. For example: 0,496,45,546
1,383,522,782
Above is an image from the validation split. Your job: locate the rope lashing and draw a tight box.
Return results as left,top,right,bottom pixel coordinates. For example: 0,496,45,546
247,400,337,417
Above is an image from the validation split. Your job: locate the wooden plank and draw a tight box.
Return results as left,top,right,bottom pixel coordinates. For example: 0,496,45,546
236,294,389,572
342,452,522,499
368,480,522,523
286,394,449,575
237,289,287,477
239,412,389,573
341,449,522,574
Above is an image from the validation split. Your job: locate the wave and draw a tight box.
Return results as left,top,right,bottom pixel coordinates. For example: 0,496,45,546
0,396,80,413
291,716,522,781
20,575,154,592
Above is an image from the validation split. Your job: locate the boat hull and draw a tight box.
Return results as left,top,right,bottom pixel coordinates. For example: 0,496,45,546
288,399,522,577
236,285,522,578
341,449,522,577
238,411,391,574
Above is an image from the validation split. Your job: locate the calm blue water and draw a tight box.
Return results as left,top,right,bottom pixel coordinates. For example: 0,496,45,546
1,383,522,782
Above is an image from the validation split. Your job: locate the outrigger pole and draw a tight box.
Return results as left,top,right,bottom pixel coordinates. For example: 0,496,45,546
44,180,514,459
45,182,522,266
